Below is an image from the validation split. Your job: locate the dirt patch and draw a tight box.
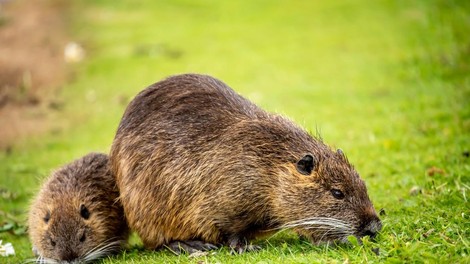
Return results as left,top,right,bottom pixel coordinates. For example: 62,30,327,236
0,0,69,149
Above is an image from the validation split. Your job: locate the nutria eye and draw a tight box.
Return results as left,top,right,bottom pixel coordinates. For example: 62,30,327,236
331,189,345,199
79,233,86,242
50,239,56,247
80,204,90,219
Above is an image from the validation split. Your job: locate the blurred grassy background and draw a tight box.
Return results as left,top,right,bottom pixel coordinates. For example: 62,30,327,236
0,0,469,263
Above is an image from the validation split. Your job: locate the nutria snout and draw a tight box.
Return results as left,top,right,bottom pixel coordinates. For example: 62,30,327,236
110,73,381,253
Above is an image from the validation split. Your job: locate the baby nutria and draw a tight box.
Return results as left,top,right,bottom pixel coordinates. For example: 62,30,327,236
110,74,381,253
28,153,129,263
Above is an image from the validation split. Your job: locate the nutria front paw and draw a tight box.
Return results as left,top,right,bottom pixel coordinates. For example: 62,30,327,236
228,236,261,254
166,240,218,255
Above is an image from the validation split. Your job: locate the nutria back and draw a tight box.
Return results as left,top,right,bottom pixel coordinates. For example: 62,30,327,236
28,153,129,262
110,74,381,252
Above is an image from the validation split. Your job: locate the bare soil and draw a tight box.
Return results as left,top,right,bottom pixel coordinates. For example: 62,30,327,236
0,0,69,149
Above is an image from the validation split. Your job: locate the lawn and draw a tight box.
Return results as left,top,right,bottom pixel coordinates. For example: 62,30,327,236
1,0,469,263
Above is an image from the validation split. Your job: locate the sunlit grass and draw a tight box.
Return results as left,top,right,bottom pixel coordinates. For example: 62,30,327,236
0,0,468,263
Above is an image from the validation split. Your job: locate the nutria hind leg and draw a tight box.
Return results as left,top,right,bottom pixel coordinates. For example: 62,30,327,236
228,235,261,254
166,240,218,255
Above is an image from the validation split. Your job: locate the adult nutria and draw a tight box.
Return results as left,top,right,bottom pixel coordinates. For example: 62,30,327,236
110,74,381,253
28,153,129,262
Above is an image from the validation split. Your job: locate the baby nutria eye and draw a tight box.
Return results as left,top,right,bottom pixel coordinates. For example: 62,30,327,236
80,204,90,219
43,211,50,223
50,239,56,247
331,189,345,199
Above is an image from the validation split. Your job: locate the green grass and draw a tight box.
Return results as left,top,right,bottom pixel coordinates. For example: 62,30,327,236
1,0,469,263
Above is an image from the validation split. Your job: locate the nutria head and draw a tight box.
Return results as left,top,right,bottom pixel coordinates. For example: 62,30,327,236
28,153,129,263
32,201,113,262
273,148,381,244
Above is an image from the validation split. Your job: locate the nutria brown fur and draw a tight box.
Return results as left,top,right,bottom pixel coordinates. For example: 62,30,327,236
110,74,381,253
28,153,129,262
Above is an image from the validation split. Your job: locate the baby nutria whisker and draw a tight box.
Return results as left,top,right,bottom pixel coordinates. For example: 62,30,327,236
24,256,58,264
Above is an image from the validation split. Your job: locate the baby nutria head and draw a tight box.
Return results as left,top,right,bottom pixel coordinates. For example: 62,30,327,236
273,148,381,244
28,153,129,263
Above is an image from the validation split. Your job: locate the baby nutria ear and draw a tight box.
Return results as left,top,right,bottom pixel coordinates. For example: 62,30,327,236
296,154,315,175
44,211,51,223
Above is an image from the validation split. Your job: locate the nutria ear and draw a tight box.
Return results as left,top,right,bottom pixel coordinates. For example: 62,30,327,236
337,148,346,161
337,149,344,156
296,154,315,175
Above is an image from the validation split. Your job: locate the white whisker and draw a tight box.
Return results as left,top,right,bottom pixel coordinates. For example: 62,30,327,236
23,256,58,264
271,217,352,231
318,226,351,242
24,239,123,264
264,217,354,242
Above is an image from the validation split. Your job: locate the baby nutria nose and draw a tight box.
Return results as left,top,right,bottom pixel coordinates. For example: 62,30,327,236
60,250,78,262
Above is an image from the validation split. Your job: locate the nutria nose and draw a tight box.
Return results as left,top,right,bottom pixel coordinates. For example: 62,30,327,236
361,219,382,239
